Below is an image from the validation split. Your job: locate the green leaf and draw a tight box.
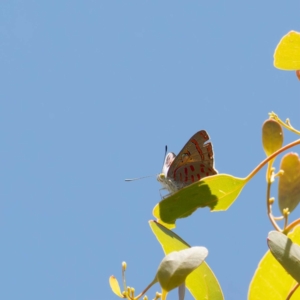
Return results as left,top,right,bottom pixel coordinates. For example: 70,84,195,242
153,174,246,228
268,231,300,283
156,247,208,293
149,220,224,300
262,119,283,157
248,226,300,300
278,153,300,213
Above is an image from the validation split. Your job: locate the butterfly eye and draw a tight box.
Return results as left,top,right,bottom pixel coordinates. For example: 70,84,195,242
181,151,191,161
157,173,166,181
181,153,188,159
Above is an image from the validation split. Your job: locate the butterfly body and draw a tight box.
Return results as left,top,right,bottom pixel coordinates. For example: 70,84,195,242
157,130,217,195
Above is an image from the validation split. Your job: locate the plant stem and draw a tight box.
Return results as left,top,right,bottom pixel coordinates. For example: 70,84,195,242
245,139,300,182
134,277,158,299
286,283,299,300
266,171,281,231
269,112,300,135
283,218,300,234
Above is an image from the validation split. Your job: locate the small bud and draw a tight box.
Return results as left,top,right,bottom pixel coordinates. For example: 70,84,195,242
270,172,275,183
143,296,148,300
155,292,161,300
127,286,131,294
277,170,284,176
122,261,127,271
130,287,135,297
273,169,284,179
269,197,275,205
283,208,290,217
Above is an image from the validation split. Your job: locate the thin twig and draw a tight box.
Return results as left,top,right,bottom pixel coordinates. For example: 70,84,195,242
269,112,300,135
286,282,300,300
245,139,300,183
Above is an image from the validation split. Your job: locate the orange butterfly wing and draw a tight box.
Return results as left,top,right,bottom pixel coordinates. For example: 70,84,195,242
167,130,217,189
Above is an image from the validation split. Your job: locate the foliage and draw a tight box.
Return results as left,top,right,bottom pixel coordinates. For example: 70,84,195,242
274,30,300,80
109,30,300,299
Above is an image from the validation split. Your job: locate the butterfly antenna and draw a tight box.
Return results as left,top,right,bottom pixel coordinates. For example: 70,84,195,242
126,146,168,182
161,145,168,167
125,175,156,182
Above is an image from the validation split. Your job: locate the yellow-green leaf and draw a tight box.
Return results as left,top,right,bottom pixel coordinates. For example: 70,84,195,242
248,226,300,300
109,275,124,298
268,231,300,283
153,174,246,229
149,220,224,300
278,153,300,213
156,247,208,292
274,31,300,70
262,119,283,157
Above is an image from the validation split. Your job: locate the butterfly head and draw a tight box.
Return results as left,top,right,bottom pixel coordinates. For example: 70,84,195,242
161,152,176,176
156,172,166,183
157,152,177,190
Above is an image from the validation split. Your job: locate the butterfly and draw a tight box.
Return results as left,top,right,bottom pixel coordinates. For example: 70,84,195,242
157,130,217,195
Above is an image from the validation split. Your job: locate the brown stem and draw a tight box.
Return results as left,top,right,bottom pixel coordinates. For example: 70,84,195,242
286,282,300,300
245,139,300,182
284,213,289,230
270,112,300,135
283,218,300,234
134,277,158,299
266,168,281,231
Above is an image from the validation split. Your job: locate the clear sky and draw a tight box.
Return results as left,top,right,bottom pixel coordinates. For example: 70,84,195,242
0,1,300,300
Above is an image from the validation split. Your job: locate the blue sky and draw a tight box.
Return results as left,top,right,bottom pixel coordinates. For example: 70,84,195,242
0,1,300,299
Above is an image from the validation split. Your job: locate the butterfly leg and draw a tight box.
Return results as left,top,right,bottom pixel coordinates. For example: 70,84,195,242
159,187,174,199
